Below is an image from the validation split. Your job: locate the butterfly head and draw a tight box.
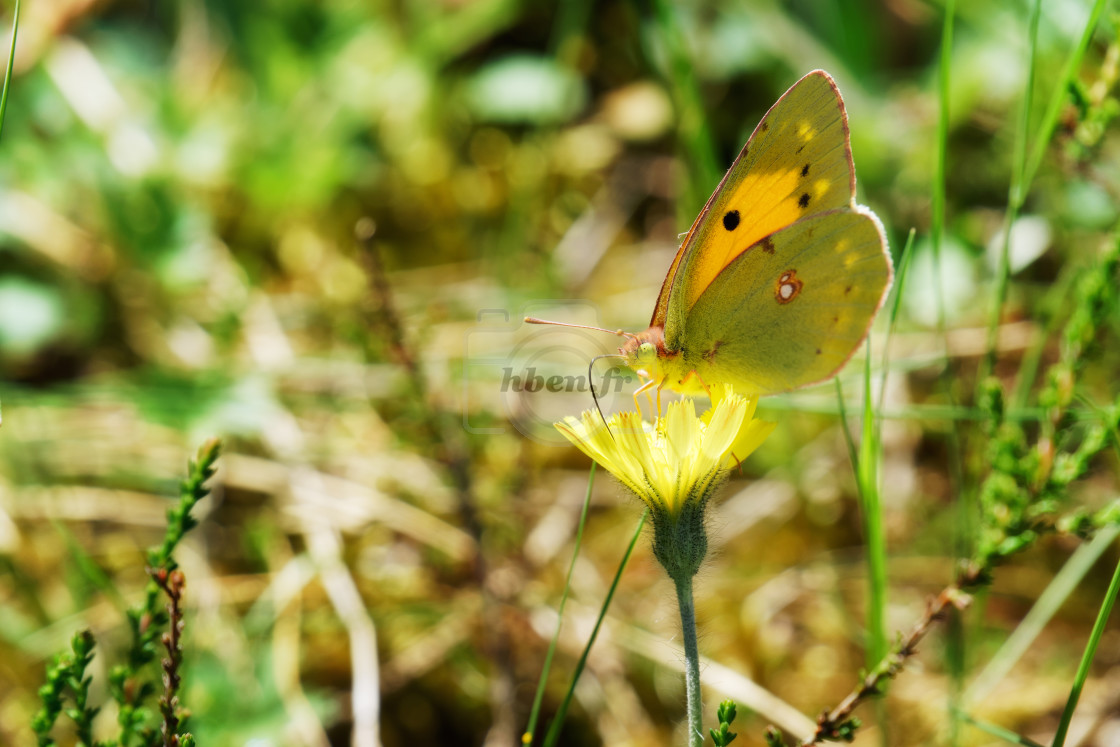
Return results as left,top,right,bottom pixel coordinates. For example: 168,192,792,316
619,326,668,381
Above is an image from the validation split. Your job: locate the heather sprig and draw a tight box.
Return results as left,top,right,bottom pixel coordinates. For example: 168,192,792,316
31,631,101,747
33,440,221,747
709,699,739,747
973,236,1120,573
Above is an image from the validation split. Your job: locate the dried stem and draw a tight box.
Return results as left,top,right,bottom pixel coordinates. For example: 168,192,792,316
357,224,516,744
798,567,982,745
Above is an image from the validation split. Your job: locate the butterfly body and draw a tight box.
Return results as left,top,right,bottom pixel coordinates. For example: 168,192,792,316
619,70,892,398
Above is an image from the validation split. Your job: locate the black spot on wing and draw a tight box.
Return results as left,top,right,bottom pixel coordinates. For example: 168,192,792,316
723,210,740,231
801,163,810,177
798,193,811,208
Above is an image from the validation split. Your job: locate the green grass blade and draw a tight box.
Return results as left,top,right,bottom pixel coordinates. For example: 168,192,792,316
542,509,648,747
858,343,888,668
648,0,719,218
963,524,1120,705
548,0,591,63
931,5,968,741
1011,0,1108,409
1050,532,1120,747
1022,0,1109,192
835,378,859,475
51,518,128,613
878,228,916,414
837,343,890,743
0,0,19,142
1011,266,1078,409
836,345,889,711
523,463,597,745
930,0,965,540
982,0,1042,382
763,397,1066,423
931,0,954,345
958,711,1046,747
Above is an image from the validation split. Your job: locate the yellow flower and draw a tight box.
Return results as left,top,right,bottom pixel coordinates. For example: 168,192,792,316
556,385,775,519
556,385,774,579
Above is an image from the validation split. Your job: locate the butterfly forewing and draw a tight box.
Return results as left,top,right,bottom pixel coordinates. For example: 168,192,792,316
659,70,856,344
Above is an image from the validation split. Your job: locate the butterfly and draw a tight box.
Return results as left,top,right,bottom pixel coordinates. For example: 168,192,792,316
530,70,892,404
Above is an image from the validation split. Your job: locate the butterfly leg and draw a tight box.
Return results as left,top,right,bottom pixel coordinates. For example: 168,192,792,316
695,371,713,400
678,369,713,400
633,378,657,419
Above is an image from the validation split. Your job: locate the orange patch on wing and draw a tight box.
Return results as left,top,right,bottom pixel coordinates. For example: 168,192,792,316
775,270,803,304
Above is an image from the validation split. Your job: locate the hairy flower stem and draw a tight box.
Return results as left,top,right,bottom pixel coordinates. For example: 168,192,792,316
674,574,703,747
556,392,773,747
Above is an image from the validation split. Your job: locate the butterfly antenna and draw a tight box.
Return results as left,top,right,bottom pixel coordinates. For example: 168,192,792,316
524,317,640,344
589,353,628,441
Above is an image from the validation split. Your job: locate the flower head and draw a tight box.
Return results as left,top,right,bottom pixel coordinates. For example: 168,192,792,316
556,385,775,579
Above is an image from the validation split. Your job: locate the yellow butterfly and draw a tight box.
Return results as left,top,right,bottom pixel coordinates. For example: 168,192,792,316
531,70,892,403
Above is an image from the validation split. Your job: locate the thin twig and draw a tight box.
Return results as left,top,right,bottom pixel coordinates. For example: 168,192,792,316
798,569,981,745
152,568,188,747
357,222,517,745
303,519,380,747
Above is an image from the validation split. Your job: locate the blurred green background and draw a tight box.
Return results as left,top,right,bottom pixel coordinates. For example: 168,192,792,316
1,0,1119,745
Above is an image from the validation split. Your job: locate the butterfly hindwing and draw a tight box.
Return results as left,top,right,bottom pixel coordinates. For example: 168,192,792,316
659,70,856,340
673,207,891,395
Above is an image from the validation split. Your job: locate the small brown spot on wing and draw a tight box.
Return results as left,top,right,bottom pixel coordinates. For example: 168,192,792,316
845,285,853,295
761,121,769,132
816,348,822,355
775,269,803,304
801,163,810,177
760,236,775,254
701,340,725,362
